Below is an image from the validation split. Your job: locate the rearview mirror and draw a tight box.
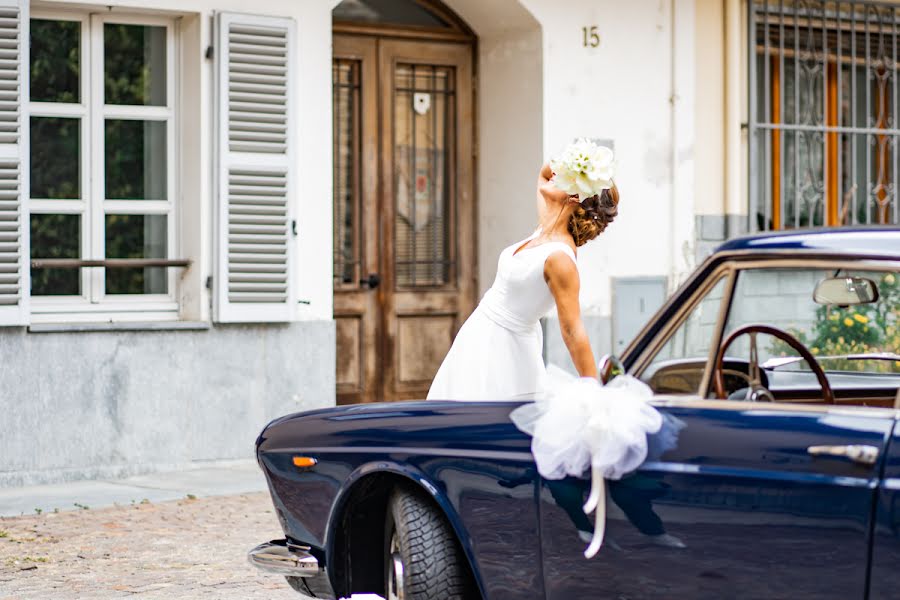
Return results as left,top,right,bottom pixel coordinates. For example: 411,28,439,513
813,276,879,306
598,354,625,384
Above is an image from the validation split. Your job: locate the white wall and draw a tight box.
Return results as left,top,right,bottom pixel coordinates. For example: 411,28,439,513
445,0,544,296
514,0,698,317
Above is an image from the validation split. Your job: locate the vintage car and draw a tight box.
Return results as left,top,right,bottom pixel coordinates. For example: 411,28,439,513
250,228,900,600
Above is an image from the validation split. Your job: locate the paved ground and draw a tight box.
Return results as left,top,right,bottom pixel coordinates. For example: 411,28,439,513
0,492,306,599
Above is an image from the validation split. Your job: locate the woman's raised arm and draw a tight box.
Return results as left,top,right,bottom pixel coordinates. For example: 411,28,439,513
544,251,597,378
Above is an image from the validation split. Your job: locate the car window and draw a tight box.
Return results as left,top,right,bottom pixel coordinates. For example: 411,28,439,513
724,268,900,375
640,276,728,394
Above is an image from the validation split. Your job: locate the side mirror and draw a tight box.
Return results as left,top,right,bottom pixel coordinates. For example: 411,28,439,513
813,276,879,306
598,354,625,384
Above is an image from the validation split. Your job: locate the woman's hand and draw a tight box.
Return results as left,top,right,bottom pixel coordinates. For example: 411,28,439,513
544,251,597,379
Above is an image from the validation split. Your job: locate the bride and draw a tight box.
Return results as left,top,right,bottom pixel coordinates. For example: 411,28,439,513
427,141,618,402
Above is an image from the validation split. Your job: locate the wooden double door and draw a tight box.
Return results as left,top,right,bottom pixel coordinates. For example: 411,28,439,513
332,34,476,404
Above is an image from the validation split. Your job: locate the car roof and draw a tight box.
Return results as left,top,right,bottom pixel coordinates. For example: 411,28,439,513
715,226,900,259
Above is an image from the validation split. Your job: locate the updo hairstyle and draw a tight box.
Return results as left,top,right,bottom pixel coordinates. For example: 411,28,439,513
567,184,619,247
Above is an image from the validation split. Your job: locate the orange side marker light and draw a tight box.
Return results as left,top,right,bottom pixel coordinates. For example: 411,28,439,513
292,456,318,469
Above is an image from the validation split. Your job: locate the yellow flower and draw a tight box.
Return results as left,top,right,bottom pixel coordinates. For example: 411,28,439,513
844,317,854,327
838,337,845,344
885,273,896,285
853,314,868,324
811,347,819,355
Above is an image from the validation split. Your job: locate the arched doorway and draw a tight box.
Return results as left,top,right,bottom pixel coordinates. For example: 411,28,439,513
332,0,477,403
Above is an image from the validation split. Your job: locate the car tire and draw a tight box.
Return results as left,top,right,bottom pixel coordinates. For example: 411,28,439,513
285,573,336,599
385,486,477,600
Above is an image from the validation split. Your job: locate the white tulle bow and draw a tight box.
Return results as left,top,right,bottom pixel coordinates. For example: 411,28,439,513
510,370,662,558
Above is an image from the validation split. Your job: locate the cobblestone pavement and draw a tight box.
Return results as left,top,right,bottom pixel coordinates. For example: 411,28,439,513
0,492,308,599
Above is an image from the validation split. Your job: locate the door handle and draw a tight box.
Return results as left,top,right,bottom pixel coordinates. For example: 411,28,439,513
360,273,381,289
807,444,879,466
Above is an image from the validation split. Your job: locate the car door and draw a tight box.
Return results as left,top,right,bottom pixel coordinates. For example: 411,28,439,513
538,401,892,600
868,418,900,600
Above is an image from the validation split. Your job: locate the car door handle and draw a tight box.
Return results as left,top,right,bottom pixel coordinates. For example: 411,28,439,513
807,444,880,466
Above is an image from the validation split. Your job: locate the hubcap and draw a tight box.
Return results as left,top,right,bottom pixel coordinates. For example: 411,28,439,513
387,531,405,600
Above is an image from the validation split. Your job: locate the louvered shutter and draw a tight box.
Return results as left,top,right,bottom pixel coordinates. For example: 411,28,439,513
214,13,295,322
0,0,26,325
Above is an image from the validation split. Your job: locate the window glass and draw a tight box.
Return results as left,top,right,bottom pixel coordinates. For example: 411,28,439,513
105,214,167,294
725,268,900,374
30,117,80,199
104,24,167,106
333,0,449,28
30,19,80,103
30,214,81,296
105,119,167,200
641,276,728,394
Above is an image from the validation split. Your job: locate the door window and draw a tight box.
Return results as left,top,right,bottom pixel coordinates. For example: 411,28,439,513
640,276,728,394
724,268,900,375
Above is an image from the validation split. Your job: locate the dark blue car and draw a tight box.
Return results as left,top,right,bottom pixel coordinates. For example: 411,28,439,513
250,228,900,600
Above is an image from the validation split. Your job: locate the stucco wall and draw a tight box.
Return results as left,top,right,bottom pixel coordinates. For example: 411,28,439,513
0,321,335,487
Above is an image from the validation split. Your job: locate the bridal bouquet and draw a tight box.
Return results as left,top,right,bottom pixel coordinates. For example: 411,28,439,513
549,138,616,200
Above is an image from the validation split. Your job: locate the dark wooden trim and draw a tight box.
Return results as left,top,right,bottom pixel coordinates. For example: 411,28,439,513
332,22,473,43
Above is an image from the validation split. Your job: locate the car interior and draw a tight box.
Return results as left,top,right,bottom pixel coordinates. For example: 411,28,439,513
638,265,900,408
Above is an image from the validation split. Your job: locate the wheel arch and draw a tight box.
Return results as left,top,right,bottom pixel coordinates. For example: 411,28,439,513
324,461,485,599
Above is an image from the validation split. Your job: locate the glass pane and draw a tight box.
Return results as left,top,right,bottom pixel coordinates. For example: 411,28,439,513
333,0,449,28
30,117,80,199
104,24,167,106
30,19,80,103
333,59,360,287
105,119,167,200
105,214,167,295
394,63,454,287
30,213,81,296
641,277,728,394
725,268,900,374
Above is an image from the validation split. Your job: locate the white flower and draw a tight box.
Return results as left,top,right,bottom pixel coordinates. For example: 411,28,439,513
549,139,615,199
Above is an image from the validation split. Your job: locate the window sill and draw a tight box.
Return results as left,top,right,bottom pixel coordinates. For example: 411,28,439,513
27,321,211,334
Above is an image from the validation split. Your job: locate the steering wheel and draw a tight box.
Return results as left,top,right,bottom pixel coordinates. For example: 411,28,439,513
713,324,835,404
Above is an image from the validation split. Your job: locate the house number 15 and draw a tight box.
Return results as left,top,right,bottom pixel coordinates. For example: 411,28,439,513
582,26,600,48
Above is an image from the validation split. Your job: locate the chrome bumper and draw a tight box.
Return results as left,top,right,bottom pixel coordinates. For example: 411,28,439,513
248,539,320,577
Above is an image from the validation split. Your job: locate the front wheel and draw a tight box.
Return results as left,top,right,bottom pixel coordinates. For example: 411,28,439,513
385,487,477,600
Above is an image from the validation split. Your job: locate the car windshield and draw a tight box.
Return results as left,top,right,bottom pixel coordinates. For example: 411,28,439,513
724,268,900,375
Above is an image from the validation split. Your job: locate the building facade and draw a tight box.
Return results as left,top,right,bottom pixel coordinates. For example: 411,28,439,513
1,0,898,486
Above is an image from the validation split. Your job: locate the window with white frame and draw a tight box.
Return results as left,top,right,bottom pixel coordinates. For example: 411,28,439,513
29,12,176,318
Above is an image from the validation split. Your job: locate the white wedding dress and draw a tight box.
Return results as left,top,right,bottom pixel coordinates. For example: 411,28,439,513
427,227,667,558
427,227,576,401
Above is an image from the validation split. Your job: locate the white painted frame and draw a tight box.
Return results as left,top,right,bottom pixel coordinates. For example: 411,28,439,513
30,9,179,321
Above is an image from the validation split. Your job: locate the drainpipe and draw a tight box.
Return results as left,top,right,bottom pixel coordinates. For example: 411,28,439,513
724,0,743,236
669,0,678,290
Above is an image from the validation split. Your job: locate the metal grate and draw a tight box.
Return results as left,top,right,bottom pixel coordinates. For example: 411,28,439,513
333,58,361,287
749,0,900,230
227,24,288,154
393,63,454,288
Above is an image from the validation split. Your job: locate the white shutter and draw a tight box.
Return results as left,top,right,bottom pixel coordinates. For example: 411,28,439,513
0,0,26,325
214,12,295,322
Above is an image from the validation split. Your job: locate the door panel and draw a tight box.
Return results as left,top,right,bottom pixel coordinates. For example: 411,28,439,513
379,40,475,401
333,36,380,404
869,419,900,600
540,402,891,600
